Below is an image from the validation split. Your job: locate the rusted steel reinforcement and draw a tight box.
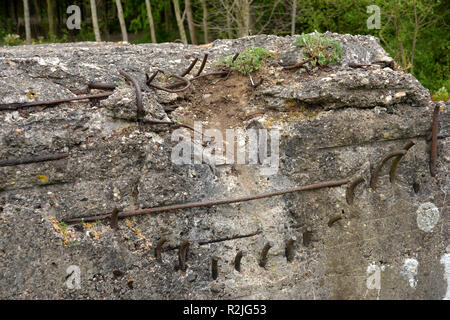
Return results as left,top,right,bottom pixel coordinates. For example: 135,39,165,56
198,230,262,245
119,70,143,121
88,82,117,91
148,72,192,93
234,250,247,272
328,214,343,227
370,150,408,189
166,71,228,89
211,256,220,280
64,179,350,224
196,54,209,77
285,236,297,262
283,58,312,70
180,58,199,77
259,241,274,268
389,140,415,183
178,240,190,272
346,176,365,205
0,152,69,167
0,92,113,111
110,207,120,230
155,236,167,262
430,104,440,177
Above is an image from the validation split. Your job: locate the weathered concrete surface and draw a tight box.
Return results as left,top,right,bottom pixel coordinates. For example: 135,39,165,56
0,33,448,300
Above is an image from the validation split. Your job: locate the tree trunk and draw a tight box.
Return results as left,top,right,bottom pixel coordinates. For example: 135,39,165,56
164,4,170,33
90,0,101,42
200,0,209,43
46,0,56,37
115,0,128,42
23,0,31,44
236,0,250,37
145,0,157,43
185,0,197,44
172,0,187,44
291,0,297,36
8,0,17,27
32,0,41,25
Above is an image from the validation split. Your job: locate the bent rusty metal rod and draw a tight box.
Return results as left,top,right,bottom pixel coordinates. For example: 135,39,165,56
64,179,349,224
166,71,228,89
283,58,312,70
430,104,440,177
119,70,143,121
389,140,415,183
0,92,113,111
195,54,209,77
180,58,199,77
0,152,69,167
346,176,365,205
148,72,192,93
370,150,407,189
88,82,117,91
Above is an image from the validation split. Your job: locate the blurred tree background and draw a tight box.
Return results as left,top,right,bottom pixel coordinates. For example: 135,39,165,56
0,0,448,93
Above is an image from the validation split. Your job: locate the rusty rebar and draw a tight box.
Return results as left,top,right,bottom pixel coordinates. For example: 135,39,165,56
64,179,350,224
195,54,209,77
370,150,407,189
259,241,274,268
119,70,143,121
110,207,119,230
389,140,415,183
0,152,69,167
234,250,247,272
430,104,440,177
0,92,113,111
148,73,192,93
303,227,312,247
180,58,199,77
155,236,167,262
166,71,228,89
211,256,220,280
328,215,343,227
285,236,297,262
146,70,159,85
283,58,312,70
178,240,190,272
346,176,365,205
88,82,117,91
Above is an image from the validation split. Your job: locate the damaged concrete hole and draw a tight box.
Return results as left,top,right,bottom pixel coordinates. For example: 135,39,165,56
0,33,448,299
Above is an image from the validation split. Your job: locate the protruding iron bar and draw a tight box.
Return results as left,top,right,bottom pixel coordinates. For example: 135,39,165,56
178,240,190,272
283,58,312,70
211,256,220,280
180,58,199,77
328,214,343,227
0,152,69,167
370,150,407,189
346,176,365,205
166,71,228,89
234,250,247,272
148,73,192,93
88,82,117,91
155,236,167,262
198,230,262,245
285,236,297,262
303,227,312,247
119,70,144,122
259,241,274,268
110,207,120,230
146,70,160,85
0,92,113,111
430,105,440,177
64,179,350,224
196,54,209,77
389,140,415,183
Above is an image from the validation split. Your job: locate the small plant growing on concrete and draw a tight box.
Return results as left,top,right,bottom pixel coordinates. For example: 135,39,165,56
217,46,275,75
431,86,449,102
295,32,342,66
